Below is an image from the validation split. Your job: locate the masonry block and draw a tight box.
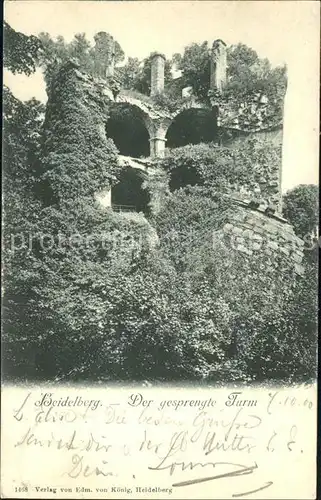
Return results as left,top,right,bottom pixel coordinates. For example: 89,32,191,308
243,229,254,239
279,246,290,256
267,241,279,251
237,244,252,255
232,226,243,235
292,252,303,264
252,242,262,251
295,263,305,276
223,223,233,232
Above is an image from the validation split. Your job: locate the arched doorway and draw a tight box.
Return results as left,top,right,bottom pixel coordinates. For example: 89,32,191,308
106,103,150,158
112,167,150,213
166,107,218,149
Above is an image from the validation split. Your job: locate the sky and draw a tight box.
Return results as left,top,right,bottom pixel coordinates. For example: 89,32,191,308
4,0,320,192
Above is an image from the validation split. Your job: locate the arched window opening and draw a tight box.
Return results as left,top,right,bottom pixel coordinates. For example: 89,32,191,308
106,104,150,158
166,108,218,149
112,167,150,213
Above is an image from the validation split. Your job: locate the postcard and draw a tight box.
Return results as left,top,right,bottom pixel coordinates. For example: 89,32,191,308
2,1,319,498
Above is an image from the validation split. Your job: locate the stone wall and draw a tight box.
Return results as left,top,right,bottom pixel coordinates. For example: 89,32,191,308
219,201,305,275
41,60,121,205
217,128,283,209
222,128,283,149
93,32,115,78
216,93,284,133
210,40,227,92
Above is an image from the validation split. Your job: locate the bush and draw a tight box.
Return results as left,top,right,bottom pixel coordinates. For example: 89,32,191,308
283,184,319,239
156,143,236,191
155,137,281,206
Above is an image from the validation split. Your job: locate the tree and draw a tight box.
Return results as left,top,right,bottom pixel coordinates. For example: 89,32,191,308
38,32,73,87
3,24,48,379
3,22,42,75
173,41,287,103
226,43,287,99
69,33,93,71
3,23,45,233
3,87,45,191
37,31,125,87
117,57,142,90
283,184,319,240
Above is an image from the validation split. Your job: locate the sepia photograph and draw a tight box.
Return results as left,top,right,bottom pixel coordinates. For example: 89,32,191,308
3,1,319,386
1,1,319,498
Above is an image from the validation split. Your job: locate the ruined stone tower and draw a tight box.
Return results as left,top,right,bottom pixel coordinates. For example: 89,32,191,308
41,37,304,275
93,31,116,78
210,39,227,92
150,53,166,96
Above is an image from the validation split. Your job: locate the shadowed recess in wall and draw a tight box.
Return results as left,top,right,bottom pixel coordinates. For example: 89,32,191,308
166,108,218,149
106,103,150,158
112,166,150,213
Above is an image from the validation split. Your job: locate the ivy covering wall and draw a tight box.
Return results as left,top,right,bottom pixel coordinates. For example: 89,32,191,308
3,25,317,385
155,137,282,207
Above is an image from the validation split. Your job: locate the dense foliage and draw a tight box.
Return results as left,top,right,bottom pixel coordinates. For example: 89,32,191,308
3,27,46,307
172,42,287,102
155,143,235,191
40,62,122,205
225,43,287,100
155,137,281,206
283,184,319,240
36,32,172,96
3,23,317,385
149,186,317,383
37,31,124,87
3,22,42,75
29,29,287,109
3,50,157,381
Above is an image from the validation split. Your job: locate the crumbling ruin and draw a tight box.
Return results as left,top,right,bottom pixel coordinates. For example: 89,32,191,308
41,37,304,274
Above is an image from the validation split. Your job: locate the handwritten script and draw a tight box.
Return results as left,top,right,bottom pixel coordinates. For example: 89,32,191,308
1,386,316,499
